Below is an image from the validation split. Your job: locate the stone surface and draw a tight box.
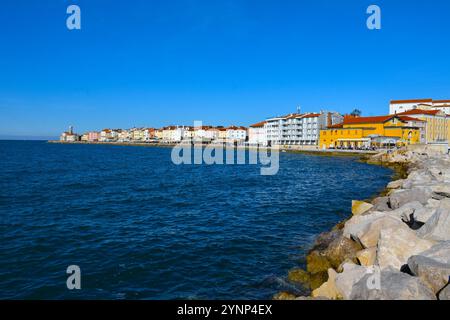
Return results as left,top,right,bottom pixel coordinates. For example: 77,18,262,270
387,201,423,222
343,211,387,242
273,291,297,300
311,269,340,299
334,263,368,300
352,200,374,216
371,196,391,211
408,255,450,294
417,199,450,241
356,248,377,266
407,241,450,294
287,268,310,287
377,225,435,270
389,187,433,209
387,179,404,189
350,269,436,300
439,284,450,300
358,215,404,249
431,184,450,198
306,251,332,275
322,235,362,269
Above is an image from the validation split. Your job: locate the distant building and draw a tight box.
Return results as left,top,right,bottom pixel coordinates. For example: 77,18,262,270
226,126,247,144
161,126,185,143
390,99,450,115
100,129,118,142
88,131,100,142
60,126,79,142
248,121,267,146
265,111,343,146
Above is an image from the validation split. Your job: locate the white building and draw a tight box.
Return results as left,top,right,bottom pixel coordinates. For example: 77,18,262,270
390,99,450,115
226,126,247,144
60,126,79,142
248,121,267,146
100,129,120,142
193,126,219,142
161,126,185,143
265,111,343,146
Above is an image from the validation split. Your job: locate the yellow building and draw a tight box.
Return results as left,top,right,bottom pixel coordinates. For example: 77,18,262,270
319,115,424,150
396,109,449,144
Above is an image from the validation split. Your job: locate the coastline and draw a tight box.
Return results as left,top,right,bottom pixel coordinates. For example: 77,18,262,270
276,145,450,300
47,140,378,157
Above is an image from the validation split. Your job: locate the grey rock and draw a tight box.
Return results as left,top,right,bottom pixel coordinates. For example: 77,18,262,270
350,269,436,300
439,284,450,300
389,187,433,209
377,225,435,270
371,196,391,212
408,256,450,294
417,199,450,241
387,179,404,190
334,263,368,300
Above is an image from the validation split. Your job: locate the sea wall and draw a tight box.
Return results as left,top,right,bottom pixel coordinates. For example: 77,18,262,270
276,146,450,300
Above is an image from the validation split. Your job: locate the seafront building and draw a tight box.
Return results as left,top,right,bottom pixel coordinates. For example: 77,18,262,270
225,126,247,144
265,111,343,146
248,121,267,146
60,126,79,142
390,98,450,115
319,114,424,149
395,109,449,144
88,131,100,142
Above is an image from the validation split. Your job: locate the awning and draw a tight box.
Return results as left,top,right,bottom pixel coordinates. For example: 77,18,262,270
336,138,371,142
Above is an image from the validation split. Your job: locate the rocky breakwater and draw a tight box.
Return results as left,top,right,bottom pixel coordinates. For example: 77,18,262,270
276,147,450,300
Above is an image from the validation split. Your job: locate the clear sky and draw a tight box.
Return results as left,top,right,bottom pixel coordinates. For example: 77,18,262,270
1,0,450,138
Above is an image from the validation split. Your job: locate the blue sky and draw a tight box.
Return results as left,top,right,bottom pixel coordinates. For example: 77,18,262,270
1,0,450,138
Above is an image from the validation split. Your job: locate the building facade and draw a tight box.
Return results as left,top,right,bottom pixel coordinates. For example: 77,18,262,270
248,121,267,146
390,98,450,115
397,109,449,144
226,126,247,144
319,115,424,149
265,111,343,146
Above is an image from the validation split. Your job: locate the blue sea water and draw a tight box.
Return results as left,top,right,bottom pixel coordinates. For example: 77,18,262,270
0,141,392,299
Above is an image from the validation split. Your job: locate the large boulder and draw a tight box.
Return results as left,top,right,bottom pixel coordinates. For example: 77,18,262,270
343,212,388,242
377,224,435,270
417,199,450,241
334,263,368,300
352,200,373,216
356,248,377,266
389,187,433,209
407,241,450,294
387,201,423,222
371,196,391,211
356,215,404,249
311,268,340,299
431,184,450,198
387,179,404,190
322,235,363,268
349,269,436,300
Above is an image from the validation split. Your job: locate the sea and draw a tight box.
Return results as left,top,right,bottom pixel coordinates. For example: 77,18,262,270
0,141,392,299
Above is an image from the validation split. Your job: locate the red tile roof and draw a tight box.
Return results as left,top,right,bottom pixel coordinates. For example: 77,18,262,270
250,121,266,128
390,99,433,104
342,114,424,125
434,100,450,104
397,109,441,116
